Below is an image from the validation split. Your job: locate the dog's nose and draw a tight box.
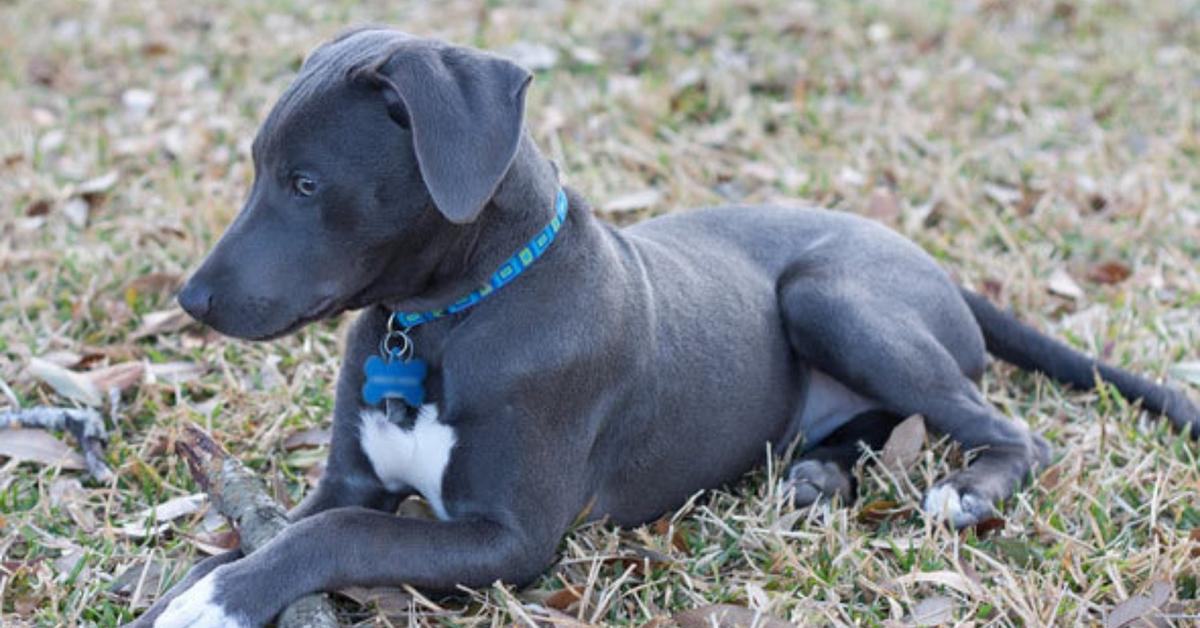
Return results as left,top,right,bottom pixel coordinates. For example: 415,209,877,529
177,281,213,320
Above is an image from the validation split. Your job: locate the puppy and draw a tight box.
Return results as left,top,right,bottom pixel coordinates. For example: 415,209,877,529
137,27,1198,627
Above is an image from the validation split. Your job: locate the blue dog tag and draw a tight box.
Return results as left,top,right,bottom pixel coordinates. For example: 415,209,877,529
362,355,427,407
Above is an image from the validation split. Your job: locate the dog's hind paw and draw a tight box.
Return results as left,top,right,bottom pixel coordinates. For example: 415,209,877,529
781,459,853,508
922,484,996,528
154,569,251,628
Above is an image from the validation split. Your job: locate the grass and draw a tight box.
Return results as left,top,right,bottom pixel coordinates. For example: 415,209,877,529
1,0,1199,625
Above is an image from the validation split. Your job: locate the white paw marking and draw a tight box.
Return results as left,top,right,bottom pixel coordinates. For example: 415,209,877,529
359,404,456,519
922,484,963,523
154,570,249,628
923,485,992,528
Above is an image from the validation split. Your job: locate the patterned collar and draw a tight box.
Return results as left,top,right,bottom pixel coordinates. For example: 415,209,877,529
390,188,569,329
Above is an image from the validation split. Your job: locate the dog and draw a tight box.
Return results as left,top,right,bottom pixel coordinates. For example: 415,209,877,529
134,27,1198,627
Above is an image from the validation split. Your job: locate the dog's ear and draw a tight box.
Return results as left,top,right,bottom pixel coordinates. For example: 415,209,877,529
373,42,532,224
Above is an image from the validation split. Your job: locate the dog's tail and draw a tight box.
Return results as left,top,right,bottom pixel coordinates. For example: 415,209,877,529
959,287,1199,435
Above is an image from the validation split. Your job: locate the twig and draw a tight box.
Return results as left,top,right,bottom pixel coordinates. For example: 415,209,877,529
0,405,114,482
175,421,339,627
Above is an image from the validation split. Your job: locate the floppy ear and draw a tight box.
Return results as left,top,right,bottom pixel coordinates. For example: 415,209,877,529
375,42,532,224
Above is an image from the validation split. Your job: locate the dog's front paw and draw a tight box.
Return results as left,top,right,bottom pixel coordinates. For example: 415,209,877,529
154,568,252,628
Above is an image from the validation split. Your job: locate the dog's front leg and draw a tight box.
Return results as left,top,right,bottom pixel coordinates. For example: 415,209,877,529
151,507,551,627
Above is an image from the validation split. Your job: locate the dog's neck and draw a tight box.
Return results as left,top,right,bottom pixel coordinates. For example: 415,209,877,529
381,133,563,315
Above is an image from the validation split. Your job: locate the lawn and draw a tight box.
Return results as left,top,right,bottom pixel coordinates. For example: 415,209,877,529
1,0,1198,625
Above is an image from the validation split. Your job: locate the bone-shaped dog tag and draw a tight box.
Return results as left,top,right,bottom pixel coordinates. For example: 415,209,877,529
362,355,427,407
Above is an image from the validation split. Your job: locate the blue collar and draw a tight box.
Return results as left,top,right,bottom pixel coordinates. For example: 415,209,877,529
390,188,568,329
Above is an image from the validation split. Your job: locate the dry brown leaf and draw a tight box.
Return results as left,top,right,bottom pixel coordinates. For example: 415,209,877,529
857,499,912,525
0,428,86,469
893,570,983,598
186,529,239,556
338,586,413,618
49,477,97,531
118,493,207,538
28,357,103,406
283,427,332,451
1105,579,1171,628
910,595,955,626
87,361,146,393
672,604,795,628
40,350,84,368
24,198,53,216
108,558,171,607
1048,268,1085,300
1088,261,1132,285
543,584,583,611
131,307,192,339
880,414,925,472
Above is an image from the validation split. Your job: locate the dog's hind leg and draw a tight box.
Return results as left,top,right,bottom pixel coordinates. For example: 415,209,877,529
778,277,1050,527
784,409,905,507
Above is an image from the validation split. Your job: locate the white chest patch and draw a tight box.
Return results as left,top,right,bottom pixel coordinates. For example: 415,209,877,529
359,404,456,519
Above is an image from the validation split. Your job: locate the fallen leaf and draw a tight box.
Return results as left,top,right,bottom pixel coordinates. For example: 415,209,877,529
338,586,413,618
984,183,1022,207
672,604,795,628
1048,268,1085,300
132,307,192,339
40,350,84,368
543,584,583,611
119,493,207,538
87,361,146,393
603,188,662,213
910,595,955,626
893,570,982,598
283,427,332,451
29,357,102,406
109,558,170,607
0,428,86,469
62,197,90,228
1088,261,1132,285
77,170,119,196
52,544,89,582
1105,579,1171,628
857,499,912,524
186,529,239,556
971,516,1006,537
49,477,96,531
24,198,52,216
880,414,925,472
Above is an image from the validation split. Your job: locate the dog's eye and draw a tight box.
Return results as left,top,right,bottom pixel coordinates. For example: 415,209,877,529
292,175,317,197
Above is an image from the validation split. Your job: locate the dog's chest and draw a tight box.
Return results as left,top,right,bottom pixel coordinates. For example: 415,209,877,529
358,404,456,519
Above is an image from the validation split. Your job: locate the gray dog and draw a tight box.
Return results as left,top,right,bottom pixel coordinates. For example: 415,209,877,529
135,27,1197,627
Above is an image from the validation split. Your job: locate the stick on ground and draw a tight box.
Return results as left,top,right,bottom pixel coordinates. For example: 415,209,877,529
0,406,114,482
176,421,339,627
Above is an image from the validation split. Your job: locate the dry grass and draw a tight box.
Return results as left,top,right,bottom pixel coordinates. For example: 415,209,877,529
2,0,1199,625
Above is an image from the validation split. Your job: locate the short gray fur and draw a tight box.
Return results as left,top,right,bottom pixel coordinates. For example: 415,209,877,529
133,27,1199,627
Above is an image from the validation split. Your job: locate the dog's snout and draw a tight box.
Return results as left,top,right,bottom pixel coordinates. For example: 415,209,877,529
177,281,214,320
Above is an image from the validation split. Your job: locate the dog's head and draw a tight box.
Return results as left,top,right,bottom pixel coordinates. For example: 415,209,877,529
177,28,532,340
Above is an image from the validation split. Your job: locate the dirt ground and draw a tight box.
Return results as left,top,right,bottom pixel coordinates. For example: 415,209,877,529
1,0,1198,625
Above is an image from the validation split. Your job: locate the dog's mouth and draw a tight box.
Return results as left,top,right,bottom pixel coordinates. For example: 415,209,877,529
242,282,387,342
241,295,349,342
